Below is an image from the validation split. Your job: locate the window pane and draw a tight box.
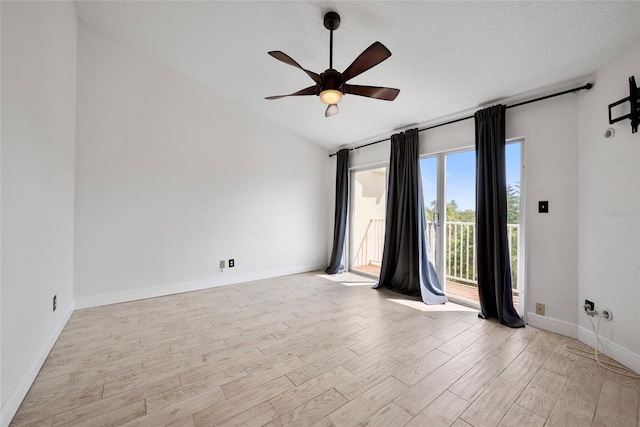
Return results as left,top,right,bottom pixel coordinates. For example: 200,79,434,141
351,168,386,277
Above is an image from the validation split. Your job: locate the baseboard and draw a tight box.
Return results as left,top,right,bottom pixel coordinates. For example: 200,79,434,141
527,312,578,338
1,300,74,427
577,325,640,374
527,312,640,374
74,263,327,309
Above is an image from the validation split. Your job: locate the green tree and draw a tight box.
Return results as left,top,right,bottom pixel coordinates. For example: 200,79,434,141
425,200,436,221
446,200,459,220
425,199,475,223
505,183,520,290
424,188,520,289
506,183,520,224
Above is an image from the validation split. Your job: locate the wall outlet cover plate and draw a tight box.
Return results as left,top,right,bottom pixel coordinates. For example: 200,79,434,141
538,201,549,213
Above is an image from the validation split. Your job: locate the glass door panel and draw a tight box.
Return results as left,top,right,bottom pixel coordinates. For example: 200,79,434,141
443,150,478,307
420,156,441,280
350,167,386,277
422,143,523,311
506,141,522,310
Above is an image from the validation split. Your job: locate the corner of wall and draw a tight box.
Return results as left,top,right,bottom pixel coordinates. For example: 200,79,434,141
527,312,578,338
576,42,640,361
1,2,78,424
0,301,74,427
528,311,640,374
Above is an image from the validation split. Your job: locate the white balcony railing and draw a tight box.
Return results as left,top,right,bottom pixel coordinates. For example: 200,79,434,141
353,220,520,294
352,219,385,270
438,221,520,294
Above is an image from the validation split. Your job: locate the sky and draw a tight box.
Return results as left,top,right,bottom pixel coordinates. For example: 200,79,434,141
421,142,521,211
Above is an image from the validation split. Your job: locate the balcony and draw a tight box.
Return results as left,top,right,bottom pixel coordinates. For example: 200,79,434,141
352,220,520,307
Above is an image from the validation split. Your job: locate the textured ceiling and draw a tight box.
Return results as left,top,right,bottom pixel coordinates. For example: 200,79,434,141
74,1,640,151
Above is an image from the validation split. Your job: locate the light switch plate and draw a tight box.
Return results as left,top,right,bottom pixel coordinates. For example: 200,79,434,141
538,201,549,213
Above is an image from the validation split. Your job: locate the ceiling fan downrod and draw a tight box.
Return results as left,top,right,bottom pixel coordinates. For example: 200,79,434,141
322,12,342,116
324,12,340,71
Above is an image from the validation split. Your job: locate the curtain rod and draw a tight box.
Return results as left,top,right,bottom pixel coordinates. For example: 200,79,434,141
328,82,593,157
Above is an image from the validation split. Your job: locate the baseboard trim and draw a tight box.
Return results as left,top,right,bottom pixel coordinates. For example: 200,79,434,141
527,312,578,338
527,312,640,374
74,263,327,309
577,325,640,375
1,301,74,427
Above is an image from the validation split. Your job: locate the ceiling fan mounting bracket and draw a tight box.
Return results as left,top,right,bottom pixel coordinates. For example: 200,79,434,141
323,12,340,31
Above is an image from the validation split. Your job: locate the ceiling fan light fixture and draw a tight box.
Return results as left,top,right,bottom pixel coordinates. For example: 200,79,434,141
319,89,343,105
325,104,339,117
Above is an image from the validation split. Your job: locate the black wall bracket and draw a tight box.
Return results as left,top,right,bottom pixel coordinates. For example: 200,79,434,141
608,76,639,133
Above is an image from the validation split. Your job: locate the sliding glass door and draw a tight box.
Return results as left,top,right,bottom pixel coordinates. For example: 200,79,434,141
421,150,478,307
348,141,523,311
420,140,523,310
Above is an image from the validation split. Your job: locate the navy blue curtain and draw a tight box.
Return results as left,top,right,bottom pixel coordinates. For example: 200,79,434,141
326,149,349,274
475,105,524,327
373,129,446,304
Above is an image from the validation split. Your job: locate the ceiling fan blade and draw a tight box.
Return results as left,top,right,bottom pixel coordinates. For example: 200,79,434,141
343,84,400,101
265,85,317,100
268,51,321,84
341,42,392,83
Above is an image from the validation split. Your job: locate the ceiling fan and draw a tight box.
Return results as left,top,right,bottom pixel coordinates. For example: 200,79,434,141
265,11,400,117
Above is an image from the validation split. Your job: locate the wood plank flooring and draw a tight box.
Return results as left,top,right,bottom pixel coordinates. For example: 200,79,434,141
11,272,640,426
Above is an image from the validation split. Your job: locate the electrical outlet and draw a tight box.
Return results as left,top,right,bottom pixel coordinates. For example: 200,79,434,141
535,303,545,316
53,295,57,312
219,260,225,269
584,299,594,312
229,259,235,268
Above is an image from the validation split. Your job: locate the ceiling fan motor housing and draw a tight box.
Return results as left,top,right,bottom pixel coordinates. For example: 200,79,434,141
321,69,342,92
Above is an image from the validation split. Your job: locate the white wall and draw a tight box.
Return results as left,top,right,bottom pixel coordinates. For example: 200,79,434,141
508,96,580,329
74,23,330,306
1,2,3,415
577,44,640,370
348,93,581,327
1,2,3,416
0,2,77,424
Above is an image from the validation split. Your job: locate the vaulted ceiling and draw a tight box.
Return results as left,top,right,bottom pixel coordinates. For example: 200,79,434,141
74,1,640,151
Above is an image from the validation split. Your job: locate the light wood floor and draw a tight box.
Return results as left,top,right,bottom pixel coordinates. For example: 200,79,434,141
11,272,640,426
352,263,519,307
